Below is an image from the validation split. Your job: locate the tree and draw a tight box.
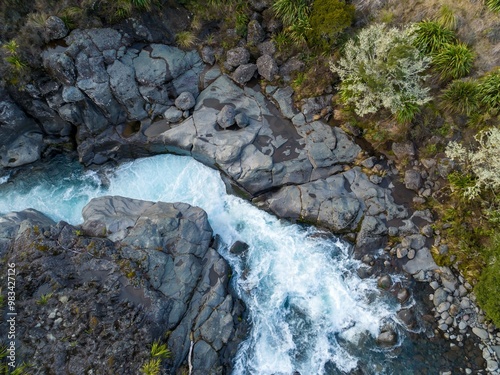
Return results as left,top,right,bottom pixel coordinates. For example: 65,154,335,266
330,23,432,121
445,127,500,199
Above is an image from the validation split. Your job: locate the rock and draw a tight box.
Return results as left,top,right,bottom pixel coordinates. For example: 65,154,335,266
44,16,68,41
62,86,85,103
397,288,410,303
404,170,422,192
421,224,433,237
401,234,426,251
437,301,451,313
235,112,249,128
377,275,392,290
279,56,305,82
163,106,183,123
175,91,196,111
247,20,265,45
392,142,415,160
232,63,258,85
201,46,215,65
43,53,77,85
472,327,489,340
486,359,498,372
217,105,236,129
257,54,279,81
258,40,276,56
272,86,296,119
433,288,449,307
377,329,398,346
226,47,250,68
403,248,438,275
230,241,249,255
397,309,417,329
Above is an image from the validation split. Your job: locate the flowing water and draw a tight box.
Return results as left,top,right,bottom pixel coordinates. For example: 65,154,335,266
0,154,452,374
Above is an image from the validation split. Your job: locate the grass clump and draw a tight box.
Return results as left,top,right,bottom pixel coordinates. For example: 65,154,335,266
140,358,161,375
140,339,171,375
414,20,456,55
436,5,457,30
486,0,500,12
175,31,198,49
441,79,479,116
36,292,53,306
433,42,474,80
477,68,500,115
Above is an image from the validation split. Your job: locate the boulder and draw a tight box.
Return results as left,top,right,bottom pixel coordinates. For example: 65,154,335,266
217,105,236,129
392,142,416,160
232,63,258,85
257,54,278,81
377,275,392,290
247,20,265,45
226,47,250,68
235,112,249,128
175,91,196,111
164,106,183,123
201,45,215,65
43,53,77,85
377,329,398,346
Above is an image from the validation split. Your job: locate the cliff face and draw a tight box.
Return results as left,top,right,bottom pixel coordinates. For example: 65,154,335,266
0,197,247,374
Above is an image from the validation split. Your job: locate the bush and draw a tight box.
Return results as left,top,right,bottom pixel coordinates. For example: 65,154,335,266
414,20,456,55
441,79,479,116
445,127,500,199
307,0,355,50
330,23,431,120
433,42,474,80
475,233,500,327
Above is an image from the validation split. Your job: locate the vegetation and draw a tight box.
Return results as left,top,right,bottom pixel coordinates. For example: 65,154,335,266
330,23,431,121
0,346,31,374
140,340,171,375
414,21,456,55
432,43,474,80
486,0,500,12
441,79,479,116
176,31,198,49
36,293,53,306
477,68,500,115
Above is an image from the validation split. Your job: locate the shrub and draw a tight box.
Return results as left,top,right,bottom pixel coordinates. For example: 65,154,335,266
441,79,480,115
307,0,355,50
445,127,500,199
477,68,500,114
330,23,431,120
486,0,500,12
475,233,500,327
433,43,474,80
414,20,456,55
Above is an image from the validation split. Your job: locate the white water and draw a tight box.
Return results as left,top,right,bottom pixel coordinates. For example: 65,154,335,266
0,154,400,374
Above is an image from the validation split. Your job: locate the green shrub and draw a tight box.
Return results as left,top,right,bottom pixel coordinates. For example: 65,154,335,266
414,20,456,55
433,43,474,80
330,23,431,121
272,0,310,27
441,79,480,115
307,0,355,50
150,340,171,360
486,0,500,12
475,233,500,327
140,358,161,375
477,68,500,114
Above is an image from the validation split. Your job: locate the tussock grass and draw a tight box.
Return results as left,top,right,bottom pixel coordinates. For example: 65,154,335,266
433,42,474,80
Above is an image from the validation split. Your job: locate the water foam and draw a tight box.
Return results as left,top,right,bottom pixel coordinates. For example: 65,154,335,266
0,154,400,374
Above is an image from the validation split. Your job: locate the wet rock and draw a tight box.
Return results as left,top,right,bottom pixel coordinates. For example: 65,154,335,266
175,91,196,111
397,309,417,329
377,329,398,346
230,241,249,255
232,63,258,85
257,54,278,81
377,275,392,290
226,47,250,68
397,287,410,303
217,105,236,129
272,86,296,119
473,327,489,340
403,248,438,275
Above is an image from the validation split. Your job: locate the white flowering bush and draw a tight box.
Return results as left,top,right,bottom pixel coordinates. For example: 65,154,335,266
330,23,432,120
445,127,500,199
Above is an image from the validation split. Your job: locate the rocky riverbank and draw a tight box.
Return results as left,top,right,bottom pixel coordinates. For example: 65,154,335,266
0,16,498,374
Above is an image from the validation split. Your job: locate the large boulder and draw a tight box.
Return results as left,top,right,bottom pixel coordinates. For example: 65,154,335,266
257,54,278,81
226,47,250,68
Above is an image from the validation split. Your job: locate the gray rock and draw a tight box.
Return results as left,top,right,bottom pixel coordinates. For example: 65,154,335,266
44,16,68,41
235,112,249,128
401,234,426,250
201,45,215,65
403,248,438,275
433,288,449,307
217,105,236,129
392,142,415,160
107,60,147,120
404,169,422,192
258,40,276,56
133,49,167,86
257,54,279,81
230,241,249,255
43,53,77,85
397,309,417,329
272,86,296,119
437,301,451,313
472,327,489,340
232,63,258,85
163,107,183,123
226,47,250,67
175,91,196,111
397,288,410,303
247,20,265,45
62,86,85,103
279,56,305,82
